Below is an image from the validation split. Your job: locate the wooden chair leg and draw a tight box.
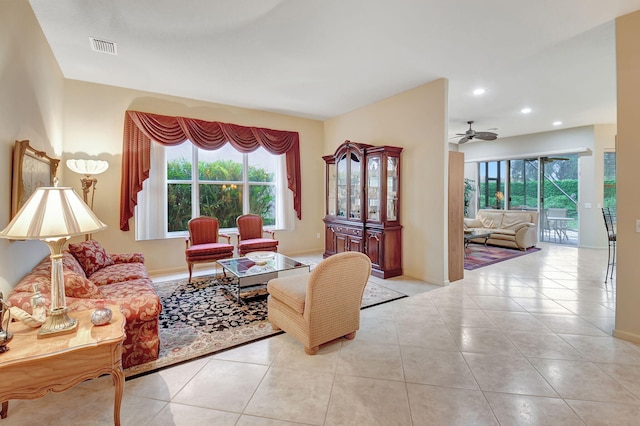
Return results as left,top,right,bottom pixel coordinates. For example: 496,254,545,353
188,262,193,283
1,401,8,419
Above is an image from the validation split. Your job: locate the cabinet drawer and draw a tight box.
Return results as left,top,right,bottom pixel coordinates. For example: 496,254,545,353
332,226,362,237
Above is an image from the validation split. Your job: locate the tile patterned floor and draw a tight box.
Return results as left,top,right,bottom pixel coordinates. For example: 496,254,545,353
6,243,640,425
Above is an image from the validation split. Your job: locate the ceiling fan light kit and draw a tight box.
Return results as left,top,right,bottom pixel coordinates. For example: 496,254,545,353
456,121,498,144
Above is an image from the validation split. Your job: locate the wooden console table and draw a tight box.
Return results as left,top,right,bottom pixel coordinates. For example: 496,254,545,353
0,307,125,425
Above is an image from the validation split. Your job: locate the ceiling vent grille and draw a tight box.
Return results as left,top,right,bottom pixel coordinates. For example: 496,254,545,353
89,37,117,55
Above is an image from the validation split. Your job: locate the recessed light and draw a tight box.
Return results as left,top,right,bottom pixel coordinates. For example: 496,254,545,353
521,107,532,114
553,121,562,126
473,88,486,96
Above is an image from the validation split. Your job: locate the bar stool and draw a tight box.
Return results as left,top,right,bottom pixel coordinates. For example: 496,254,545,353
601,207,616,283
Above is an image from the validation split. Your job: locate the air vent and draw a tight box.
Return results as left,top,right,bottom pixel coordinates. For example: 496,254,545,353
89,37,117,55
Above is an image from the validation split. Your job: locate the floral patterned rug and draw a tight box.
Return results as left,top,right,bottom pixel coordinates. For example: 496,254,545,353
124,274,406,378
464,244,541,270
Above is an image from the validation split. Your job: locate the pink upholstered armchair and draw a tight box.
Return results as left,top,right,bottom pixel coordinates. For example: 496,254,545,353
236,214,278,256
185,217,235,282
267,251,372,354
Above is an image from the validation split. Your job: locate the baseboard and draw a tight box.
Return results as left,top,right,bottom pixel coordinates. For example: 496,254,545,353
613,328,640,344
578,244,607,250
148,265,188,276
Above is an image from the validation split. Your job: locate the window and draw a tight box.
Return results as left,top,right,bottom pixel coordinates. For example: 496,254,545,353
478,161,506,209
135,141,291,240
604,151,616,211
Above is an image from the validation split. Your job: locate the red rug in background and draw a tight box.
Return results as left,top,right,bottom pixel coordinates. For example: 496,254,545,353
464,244,541,270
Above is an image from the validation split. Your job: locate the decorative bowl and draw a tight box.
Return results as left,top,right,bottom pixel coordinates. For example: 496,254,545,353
91,303,113,326
246,251,276,265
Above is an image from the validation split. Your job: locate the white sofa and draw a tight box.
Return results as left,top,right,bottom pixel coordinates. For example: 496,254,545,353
464,209,539,250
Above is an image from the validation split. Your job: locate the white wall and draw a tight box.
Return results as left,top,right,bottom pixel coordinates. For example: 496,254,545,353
614,9,640,343
324,79,450,285
460,125,616,248
0,0,65,296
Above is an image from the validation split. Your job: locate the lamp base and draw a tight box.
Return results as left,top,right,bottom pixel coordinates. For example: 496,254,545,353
37,307,78,338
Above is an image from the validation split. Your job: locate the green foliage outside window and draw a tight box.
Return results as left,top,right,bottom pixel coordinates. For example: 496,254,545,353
603,152,616,210
167,184,192,232
167,157,275,232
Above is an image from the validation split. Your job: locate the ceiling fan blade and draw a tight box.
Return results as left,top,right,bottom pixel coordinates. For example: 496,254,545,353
475,132,498,140
458,136,470,144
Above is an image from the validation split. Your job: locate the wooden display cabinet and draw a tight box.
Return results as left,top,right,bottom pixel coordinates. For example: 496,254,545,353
323,141,403,278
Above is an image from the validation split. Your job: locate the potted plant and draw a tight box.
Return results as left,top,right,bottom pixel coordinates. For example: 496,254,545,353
464,178,476,217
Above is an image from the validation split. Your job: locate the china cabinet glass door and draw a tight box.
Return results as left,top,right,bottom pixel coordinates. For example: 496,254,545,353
367,156,381,222
327,163,337,216
336,155,347,218
349,152,361,219
387,156,399,221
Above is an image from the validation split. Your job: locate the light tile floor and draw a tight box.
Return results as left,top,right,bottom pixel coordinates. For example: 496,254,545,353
6,243,640,425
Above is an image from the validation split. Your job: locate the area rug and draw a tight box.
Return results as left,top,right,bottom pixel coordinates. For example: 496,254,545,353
464,244,541,270
124,274,407,378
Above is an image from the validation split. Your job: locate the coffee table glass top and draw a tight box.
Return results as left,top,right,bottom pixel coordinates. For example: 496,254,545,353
217,253,308,278
464,229,492,240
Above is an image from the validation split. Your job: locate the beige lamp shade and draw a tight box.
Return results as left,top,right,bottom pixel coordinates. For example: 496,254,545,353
0,187,107,240
66,159,109,176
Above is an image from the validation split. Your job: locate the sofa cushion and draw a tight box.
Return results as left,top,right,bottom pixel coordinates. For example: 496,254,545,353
502,212,534,230
68,240,115,276
90,262,149,286
186,242,234,258
64,270,103,298
267,275,309,314
478,211,504,229
238,238,279,251
490,232,517,241
97,279,162,318
464,218,483,228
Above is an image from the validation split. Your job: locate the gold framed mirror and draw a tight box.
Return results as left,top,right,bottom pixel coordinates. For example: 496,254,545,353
11,140,60,218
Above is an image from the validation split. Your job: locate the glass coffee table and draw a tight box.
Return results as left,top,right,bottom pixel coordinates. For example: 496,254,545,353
217,252,310,301
464,230,492,249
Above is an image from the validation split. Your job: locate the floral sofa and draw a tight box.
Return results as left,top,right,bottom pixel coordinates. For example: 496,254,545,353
464,209,539,250
7,240,161,369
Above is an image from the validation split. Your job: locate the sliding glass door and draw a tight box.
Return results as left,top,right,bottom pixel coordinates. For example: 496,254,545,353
478,155,579,245
540,155,579,244
508,159,539,211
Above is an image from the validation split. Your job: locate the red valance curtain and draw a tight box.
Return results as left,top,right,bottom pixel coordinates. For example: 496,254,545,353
120,110,301,231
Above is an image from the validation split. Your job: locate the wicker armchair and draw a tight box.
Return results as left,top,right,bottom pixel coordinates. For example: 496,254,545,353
267,251,371,355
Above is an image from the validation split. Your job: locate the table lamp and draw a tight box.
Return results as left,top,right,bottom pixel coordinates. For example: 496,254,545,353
0,187,107,337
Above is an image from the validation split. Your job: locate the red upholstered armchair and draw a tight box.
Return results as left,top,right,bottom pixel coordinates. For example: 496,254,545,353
185,217,235,282
236,214,278,256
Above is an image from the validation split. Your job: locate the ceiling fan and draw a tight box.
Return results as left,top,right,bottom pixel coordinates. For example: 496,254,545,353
456,121,498,144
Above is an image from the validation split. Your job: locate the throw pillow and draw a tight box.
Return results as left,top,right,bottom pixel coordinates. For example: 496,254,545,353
64,270,103,299
68,240,115,277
